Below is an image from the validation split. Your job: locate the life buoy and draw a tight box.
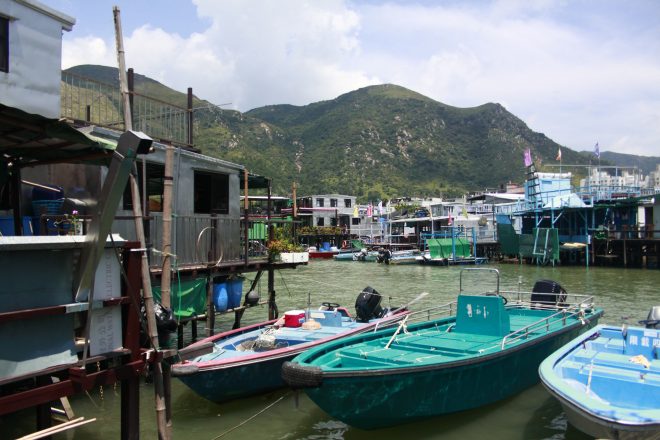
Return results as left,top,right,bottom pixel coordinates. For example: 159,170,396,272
342,240,348,249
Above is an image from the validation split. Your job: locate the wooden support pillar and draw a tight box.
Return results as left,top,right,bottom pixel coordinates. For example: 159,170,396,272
623,237,627,267
191,319,197,342
35,376,52,437
120,373,140,440
268,267,277,320
177,324,184,350
244,169,249,265
10,166,23,236
206,276,215,337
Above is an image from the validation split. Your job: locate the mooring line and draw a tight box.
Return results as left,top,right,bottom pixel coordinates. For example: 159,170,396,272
210,392,290,439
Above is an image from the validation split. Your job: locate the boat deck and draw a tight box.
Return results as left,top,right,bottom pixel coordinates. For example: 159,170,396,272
330,307,572,368
555,328,660,408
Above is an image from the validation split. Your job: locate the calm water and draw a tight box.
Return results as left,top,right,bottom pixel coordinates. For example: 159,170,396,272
8,261,660,439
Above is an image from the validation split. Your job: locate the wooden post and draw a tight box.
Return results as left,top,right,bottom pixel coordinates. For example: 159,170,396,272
206,276,214,337
244,169,249,264
160,145,175,309
268,267,276,320
187,87,193,146
292,182,297,238
114,7,170,439
10,167,22,236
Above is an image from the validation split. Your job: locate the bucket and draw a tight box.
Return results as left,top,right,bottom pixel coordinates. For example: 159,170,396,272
284,310,306,328
213,282,229,312
227,277,244,309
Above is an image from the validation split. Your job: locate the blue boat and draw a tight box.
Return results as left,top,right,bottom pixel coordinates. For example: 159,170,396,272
282,270,603,429
539,307,660,440
171,288,409,403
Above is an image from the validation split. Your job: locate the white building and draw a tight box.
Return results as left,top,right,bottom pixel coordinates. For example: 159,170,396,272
0,0,74,117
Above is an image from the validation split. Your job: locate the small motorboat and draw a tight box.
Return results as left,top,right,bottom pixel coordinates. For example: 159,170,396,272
171,287,409,403
539,306,660,440
282,270,603,429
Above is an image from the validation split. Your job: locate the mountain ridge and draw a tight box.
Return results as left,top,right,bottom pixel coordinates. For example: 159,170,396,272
64,65,655,200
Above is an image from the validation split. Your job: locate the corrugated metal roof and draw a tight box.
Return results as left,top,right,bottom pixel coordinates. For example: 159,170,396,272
0,103,115,168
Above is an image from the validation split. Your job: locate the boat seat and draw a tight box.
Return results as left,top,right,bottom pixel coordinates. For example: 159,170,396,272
453,295,510,337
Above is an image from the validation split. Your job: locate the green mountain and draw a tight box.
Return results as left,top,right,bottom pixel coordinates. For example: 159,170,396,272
63,65,603,200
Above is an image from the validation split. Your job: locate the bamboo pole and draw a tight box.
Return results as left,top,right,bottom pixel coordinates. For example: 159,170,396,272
113,6,170,440
160,145,174,308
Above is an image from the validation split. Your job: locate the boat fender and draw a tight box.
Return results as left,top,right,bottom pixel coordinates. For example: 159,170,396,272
281,361,323,388
170,364,200,377
342,240,348,249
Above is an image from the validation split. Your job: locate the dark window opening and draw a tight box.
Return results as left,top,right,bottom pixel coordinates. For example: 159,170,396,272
316,217,324,226
344,199,351,208
0,17,8,73
123,162,165,212
316,198,324,207
194,171,229,214
330,198,337,207
351,217,360,225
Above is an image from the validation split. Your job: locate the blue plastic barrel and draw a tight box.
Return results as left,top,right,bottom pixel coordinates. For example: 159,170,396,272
0,216,33,236
227,278,244,309
322,242,331,251
213,282,229,312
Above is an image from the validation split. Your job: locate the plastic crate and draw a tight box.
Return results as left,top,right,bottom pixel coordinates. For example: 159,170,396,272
32,199,64,216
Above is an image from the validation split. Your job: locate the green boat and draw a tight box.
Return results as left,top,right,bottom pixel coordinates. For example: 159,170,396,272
282,269,603,430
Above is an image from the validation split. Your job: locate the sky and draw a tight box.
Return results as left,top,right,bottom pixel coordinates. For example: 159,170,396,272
47,0,660,157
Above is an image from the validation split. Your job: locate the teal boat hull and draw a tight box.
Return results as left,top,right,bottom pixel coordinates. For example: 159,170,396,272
301,319,600,429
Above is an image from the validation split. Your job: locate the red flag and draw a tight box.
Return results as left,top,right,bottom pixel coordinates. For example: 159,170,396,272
556,147,562,161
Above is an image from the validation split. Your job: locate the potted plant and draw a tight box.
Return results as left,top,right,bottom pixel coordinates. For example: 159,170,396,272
267,239,307,263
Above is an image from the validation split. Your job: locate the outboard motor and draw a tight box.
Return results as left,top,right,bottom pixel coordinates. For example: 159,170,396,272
530,279,567,308
355,286,384,322
639,306,660,329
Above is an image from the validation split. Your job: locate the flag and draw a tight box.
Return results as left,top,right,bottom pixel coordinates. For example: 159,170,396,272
556,147,562,161
448,208,453,225
523,148,532,167
366,203,372,217
593,142,600,159
462,206,468,219
377,200,383,215
353,205,358,218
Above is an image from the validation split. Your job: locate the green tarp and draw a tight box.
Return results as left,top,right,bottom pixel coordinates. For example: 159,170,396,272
497,223,519,255
249,222,266,240
351,239,365,250
426,238,471,259
152,277,207,319
518,228,559,263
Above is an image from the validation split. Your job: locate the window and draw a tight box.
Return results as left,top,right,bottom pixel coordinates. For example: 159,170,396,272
351,217,360,225
316,217,324,226
315,198,324,207
194,171,229,214
344,199,351,208
330,198,337,207
0,17,8,73
123,162,164,211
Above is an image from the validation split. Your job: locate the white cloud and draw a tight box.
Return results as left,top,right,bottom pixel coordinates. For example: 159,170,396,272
62,36,113,68
60,0,660,156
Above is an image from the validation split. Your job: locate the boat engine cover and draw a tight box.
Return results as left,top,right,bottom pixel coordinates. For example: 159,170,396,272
531,279,567,307
355,286,383,322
